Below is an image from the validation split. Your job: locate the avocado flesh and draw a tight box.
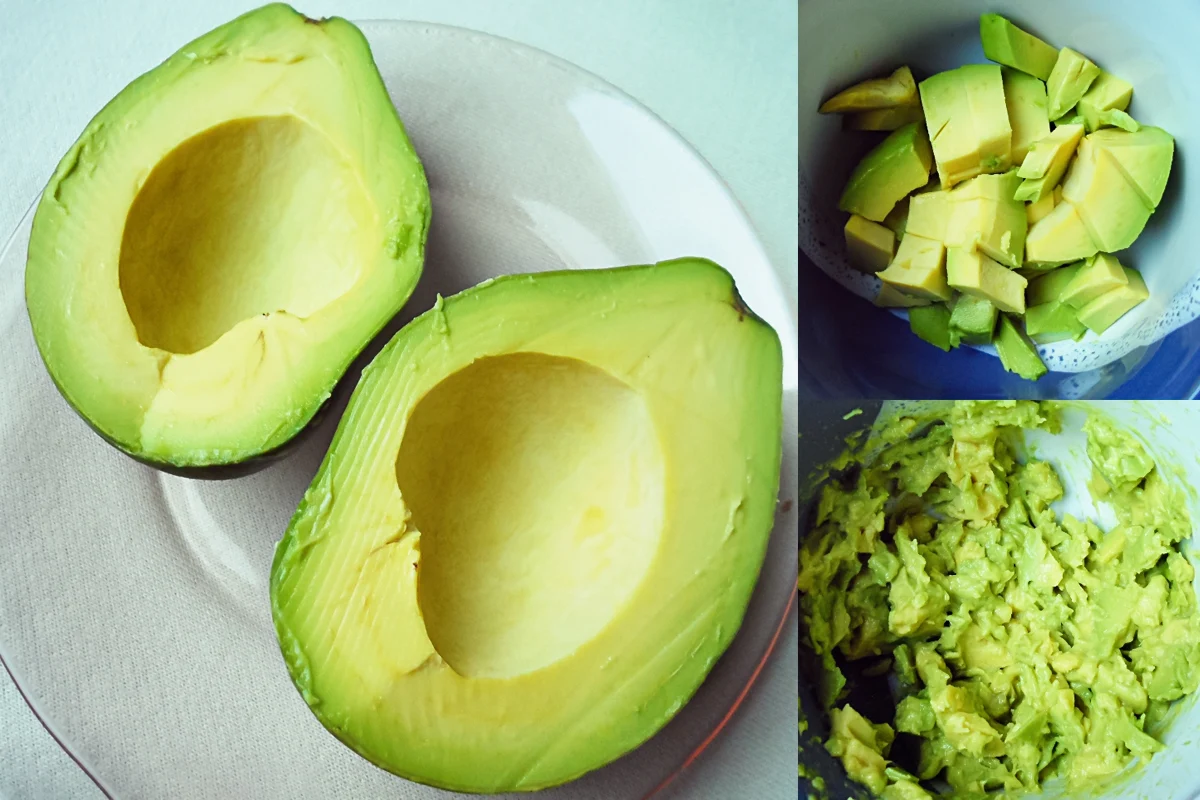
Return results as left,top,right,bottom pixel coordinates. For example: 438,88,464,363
839,122,933,222
25,4,429,469
996,315,1048,380
270,258,784,792
1046,48,1101,121
1003,69,1050,164
909,303,952,351
980,14,1059,81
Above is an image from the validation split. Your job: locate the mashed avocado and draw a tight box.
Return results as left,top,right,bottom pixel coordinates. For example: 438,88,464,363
798,401,1200,797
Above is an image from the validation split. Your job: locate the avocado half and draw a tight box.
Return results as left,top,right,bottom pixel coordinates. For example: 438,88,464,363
270,258,784,792
25,4,430,473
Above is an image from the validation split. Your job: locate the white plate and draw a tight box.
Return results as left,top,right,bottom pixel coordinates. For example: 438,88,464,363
0,20,799,799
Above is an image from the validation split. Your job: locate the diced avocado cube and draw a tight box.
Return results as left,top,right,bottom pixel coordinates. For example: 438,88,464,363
1060,253,1128,309
1003,69,1050,164
980,14,1059,81
820,66,918,114
1077,266,1149,333
875,282,932,308
883,197,910,236
1098,109,1139,132
1025,300,1087,343
846,104,924,131
1025,201,1098,266
946,245,1028,313
1078,71,1134,131
945,173,1027,268
996,314,1048,380
1046,48,1101,120
878,233,952,300
1027,261,1084,306
1062,137,1152,252
844,214,895,273
909,303,954,351
839,122,933,222
906,190,952,241
1026,191,1056,225
1089,126,1175,208
948,293,999,345
920,65,1012,187
1014,123,1085,202
1056,110,1085,128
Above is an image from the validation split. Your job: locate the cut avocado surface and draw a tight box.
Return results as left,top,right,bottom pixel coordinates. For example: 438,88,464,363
920,64,1012,188
820,66,918,114
1061,253,1129,309
980,14,1059,81
1003,68,1050,164
1046,48,1101,121
846,104,924,132
839,122,933,222
270,258,783,792
25,4,430,471
844,214,895,272
949,293,998,346
909,303,952,351
1025,300,1086,343
995,315,1048,380
877,233,951,301
1062,138,1152,252
1077,266,1149,333
1078,71,1134,131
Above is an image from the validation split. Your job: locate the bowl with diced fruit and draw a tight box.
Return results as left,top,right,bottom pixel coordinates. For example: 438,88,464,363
799,1,1200,398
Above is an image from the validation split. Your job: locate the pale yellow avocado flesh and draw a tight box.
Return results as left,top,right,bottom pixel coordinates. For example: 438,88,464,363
270,259,784,792
25,4,429,467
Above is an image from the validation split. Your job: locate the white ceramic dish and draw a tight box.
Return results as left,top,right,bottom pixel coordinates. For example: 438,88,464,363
0,19,799,800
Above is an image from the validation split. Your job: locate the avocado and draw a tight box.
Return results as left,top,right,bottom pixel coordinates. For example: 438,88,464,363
270,258,783,792
909,303,953,351
1046,48,1101,120
1025,300,1087,343
1014,122,1085,202
820,66,918,113
846,104,924,131
906,190,952,241
24,4,430,473
980,14,1059,81
1089,126,1175,208
1077,266,1150,333
844,214,895,272
839,122,933,221
1078,71,1134,131
883,197,911,236
946,173,1027,269
948,293,999,345
995,315,1048,380
1025,201,1099,266
1027,261,1084,306
1026,191,1057,225
1060,253,1129,309
1003,69,1051,163
875,282,932,308
920,65,1012,187
1098,109,1140,132
946,246,1028,313
1062,137,1152,252
877,233,952,300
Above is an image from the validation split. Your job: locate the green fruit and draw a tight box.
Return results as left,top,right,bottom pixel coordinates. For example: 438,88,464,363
270,258,783,792
25,4,430,473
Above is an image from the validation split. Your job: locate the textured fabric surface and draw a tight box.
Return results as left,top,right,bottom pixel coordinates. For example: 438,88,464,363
0,2,798,798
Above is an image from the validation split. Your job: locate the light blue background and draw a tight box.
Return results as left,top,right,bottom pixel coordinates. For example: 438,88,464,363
0,1,798,798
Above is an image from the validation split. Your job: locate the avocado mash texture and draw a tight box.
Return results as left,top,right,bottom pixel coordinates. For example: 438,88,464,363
799,401,1200,797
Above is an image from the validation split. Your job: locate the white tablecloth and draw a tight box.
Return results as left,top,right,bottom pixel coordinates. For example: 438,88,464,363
0,1,798,797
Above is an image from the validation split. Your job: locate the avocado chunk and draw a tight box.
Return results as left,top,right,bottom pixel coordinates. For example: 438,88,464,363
980,14,1059,81
1062,137,1153,252
270,258,784,793
1003,69,1051,164
1026,191,1057,225
883,197,911,236
1077,266,1150,333
875,282,932,308
844,214,895,273
945,173,1027,268
946,246,1028,313
1078,71,1134,131
920,65,1012,188
1060,253,1129,309
995,315,1048,379
1026,201,1099,266
23,4,430,472
1025,300,1087,343
906,190,952,241
846,104,924,131
1046,48,1102,120
1027,261,1084,306
1089,126,1175,208
1015,123,1085,202
949,293,999,345
877,233,952,301
1098,109,1140,132
839,122,933,222
909,303,953,351
820,66,918,113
